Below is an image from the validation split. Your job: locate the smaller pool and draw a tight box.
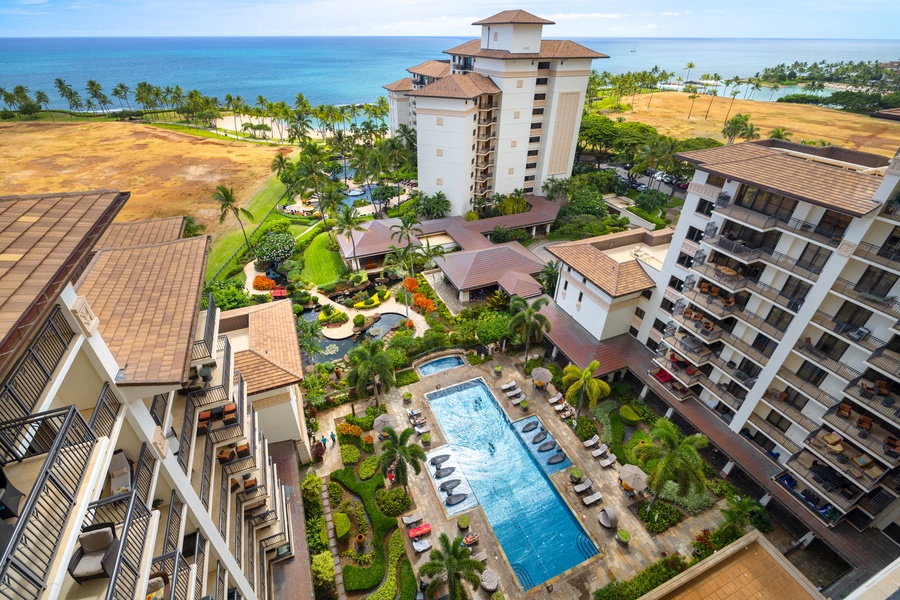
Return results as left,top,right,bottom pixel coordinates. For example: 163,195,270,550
419,355,465,376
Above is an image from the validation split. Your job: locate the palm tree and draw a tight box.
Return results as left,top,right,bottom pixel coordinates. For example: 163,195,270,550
418,239,446,289
723,89,741,123
112,83,132,110
719,494,757,537
538,261,560,296
685,85,700,119
768,82,781,101
214,185,255,255
507,295,551,365
703,89,718,120
741,123,761,141
346,339,394,407
390,212,423,248
318,186,344,224
684,61,696,84
384,243,413,280
34,90,52,120
562,360,610,416
541,176,570,203
271,153,291,179
722,114,750,145
768,127,793,140
633,418,708,511
419,533,484,600
335,205,365,269
377,426,426,492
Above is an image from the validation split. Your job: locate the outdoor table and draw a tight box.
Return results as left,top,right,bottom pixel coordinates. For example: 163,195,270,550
716,265,738,277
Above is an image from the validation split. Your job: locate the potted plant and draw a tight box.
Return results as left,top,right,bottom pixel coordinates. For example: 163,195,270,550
403,392,413,404
493,365,503,377
421,433,432,447
520,400,529,412
616,529,631,545
570,467,583,483
457,515,469,531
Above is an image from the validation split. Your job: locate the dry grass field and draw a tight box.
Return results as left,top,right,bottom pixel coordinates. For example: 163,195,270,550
0,121,285,233
613,91,900,156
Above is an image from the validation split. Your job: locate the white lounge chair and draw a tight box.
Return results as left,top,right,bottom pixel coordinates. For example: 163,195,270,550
582,491,603,506
554,403,568,412
471,550,488,563
599,454,617,468
500,379,517,391
506,388,522,398
413,539,432,553
407,409,422,418
547,392,562,404
401,513,423,527
591,444,609,458
510,394,525,406
573,478,593,493
415,426,430,435
583,435,600,448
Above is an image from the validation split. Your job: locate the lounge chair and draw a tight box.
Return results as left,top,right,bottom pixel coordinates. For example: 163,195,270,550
413,539,432,554
500,379,518,391
407,409,422,418
599,454,617,468
67,523,120,584
591,444,609,458
408,524,431,539
415,426,430,436
510,394,525,406
573,479,593,493
471,550,488,563
462,533,479,547
583,435,600,448
409,417,426,426
547,392,562,404
506,388,522,398
554,402,569,412
401,513,423,527
582,491,603,506
559,408,575,419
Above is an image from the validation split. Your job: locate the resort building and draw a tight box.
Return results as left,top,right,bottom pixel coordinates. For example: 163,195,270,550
383,10,607,217
540,141,900,591
0,192,300,600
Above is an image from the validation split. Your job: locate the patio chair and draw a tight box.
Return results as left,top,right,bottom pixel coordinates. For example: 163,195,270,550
876,381,891,396
598,506,618,529
480,568,499,593
510,394,525,405
554,402,569,412
415,426,430,436
699,283,710,294
858,416,873,431
583,435,600,448
710,287,720,298
683,309,693,319
500,379,517,391
582,491,603,506
401,513,423,527
67,523,120,584
573,479,593,494
838,403,853,418
591,444,609,458
506,388,522,398
413,539,432,554
407,409,422,418
145,572,171,600
547,392,563,404
108,450,131,495
723,297,736,308
0,468,24,520
599,454,617,468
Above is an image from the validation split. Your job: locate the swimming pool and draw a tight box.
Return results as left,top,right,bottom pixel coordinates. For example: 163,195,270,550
418,355,465,376
426,379,597,590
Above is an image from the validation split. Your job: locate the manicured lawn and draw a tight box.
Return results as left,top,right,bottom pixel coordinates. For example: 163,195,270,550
301,232,344,285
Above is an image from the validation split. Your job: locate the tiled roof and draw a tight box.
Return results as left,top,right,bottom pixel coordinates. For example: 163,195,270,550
383,77,414,92
221,301,305,395
472,10,555,25
444,39,607,61
435,242,543,291
406,60,451,79
75,236,209,386
335,218,420,259
97,216,185,249
548,237,656,298
0,190,127,369
461,195,560,234
406,73,501,100
676,140,884,217
497,271,543,298
538,302,599,370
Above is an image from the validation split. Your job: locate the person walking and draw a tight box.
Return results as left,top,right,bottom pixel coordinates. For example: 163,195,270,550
321,435,328,449
330,431,336,446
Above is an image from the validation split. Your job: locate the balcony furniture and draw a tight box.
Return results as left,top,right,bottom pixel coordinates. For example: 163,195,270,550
67,523,121,584
198,410,212,422
699,283,710,294
0,468,24,520
823,432,844,453
716,266,738,277
876,381,891,397
777,391,789,402
196,421,209,436
108,450,132,495
685,367,699,376
867,464,885,478
723,297,736,307
145,572,171,600
853,455,872,468
236,443,250,458
682,337,704,352
199,367,213,386
223,412,238,427
858,416,874,431
683,309,693,319
884,437,900,452
838,404,853,419
217,449,235,465
230,479,240,493
847,327,870,342
244,478,257,489
223,403,237,416
693,312,703,322
710,287,720,297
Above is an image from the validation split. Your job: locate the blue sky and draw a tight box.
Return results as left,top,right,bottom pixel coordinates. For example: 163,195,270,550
1,0,899,38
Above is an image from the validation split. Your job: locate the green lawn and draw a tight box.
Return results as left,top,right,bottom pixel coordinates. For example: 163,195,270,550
205,177,288,280
300,232,344,285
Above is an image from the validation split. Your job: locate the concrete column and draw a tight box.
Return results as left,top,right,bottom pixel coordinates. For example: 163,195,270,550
551,346,559,359
531,225,537,236
759,493,772,507
639,385,649,399
720,460,735,477
665,407,674,419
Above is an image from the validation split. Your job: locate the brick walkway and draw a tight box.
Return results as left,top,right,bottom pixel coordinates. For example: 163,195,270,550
269,441,316,600
321,480,348,600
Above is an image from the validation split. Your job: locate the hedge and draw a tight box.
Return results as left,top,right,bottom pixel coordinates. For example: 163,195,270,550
341,444,361,465
366,529,405,600
626,205,667,230
312,550,336,586
359,456,379,480
375,487,412,517
638,500,683,533
396,369,420,387
659,481,716,515
398,559,417,600
706,478,738,498
619,405,641,426
593,555,689,600
331,468,397,591
334,512,351,541
575,416,599,442
329,481,344,506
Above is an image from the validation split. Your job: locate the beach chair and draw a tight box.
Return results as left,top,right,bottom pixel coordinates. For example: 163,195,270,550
506,388,522,398
599,454,617,468
573,479,593,493
582,491,603,506
415,426,430,436
471,550,488,563
510,393,525,406
413,539,432,554
407,409,422,418
583,435,600,448
554,402,569,412
547,392,563,405
408,524,431,539
500,379,517,391
591,444,609,458
401,513,423,527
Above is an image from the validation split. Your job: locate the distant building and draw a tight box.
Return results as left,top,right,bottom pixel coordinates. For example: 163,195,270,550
383,9,607,217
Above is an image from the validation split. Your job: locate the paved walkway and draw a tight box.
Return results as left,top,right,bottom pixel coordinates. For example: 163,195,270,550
312,287,428,339
528,239,566,264
269,441,315,600
321,479,348,600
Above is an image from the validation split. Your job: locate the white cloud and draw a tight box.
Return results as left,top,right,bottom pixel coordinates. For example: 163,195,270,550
545,12,629,21
660,11,681,16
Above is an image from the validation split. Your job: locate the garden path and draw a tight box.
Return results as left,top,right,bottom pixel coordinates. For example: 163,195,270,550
311,289,428,340
321,479,349,600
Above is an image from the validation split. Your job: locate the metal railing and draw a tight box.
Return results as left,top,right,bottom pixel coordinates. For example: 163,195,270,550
714,197,846,247
192,530,207,600
748,413,801,454
224,418,259,477
762,390,819,432
208,373,247,445
744,278,806,312
215,561,226,600
0,306,75,422
794,340,862,382
720,329,772,367
219,464,229,541
247,529,255,591
189,336,233,409
868,346,900,375
785,455,855,512
805,431,877,488
151,392,169,428
776,367,841,408
0,406,96,599
200,434,214,510
234,499,243,568
151,551,191,600
177,396,196,475
832,278,900,319
880,201,900,223
843,378,900,428
133,442,157,507
192,293,218,361
811,311,886,352
822,406,900,465
89,382,122,439
163,490,184,555
81,490,152,600
853,241,900,270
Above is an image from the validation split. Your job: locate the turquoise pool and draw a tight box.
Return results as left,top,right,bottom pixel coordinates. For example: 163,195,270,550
418,355,465,376
426,379,597,590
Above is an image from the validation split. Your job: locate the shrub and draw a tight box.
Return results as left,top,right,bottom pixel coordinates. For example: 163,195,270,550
334,512,351,541
638,500,683,533
421,433,431,444
492,594,506,600
341,444,361,465
399,559,417,600
593,555,689,600
619,405,641,426
256,232,296,263
571,467,583,480
337,422,364,438
750,502,772,533
520,400,529,409
328,481,344,506
623,430,653,465
413,293,435,313
629,400,658,426
464,211,479,221
253,275,276,291
458,515,469,529
359,456,379,480
706,478,738,498
575,416,599,441
320,283,336,293
608,412,627,464
592,400,618,445
709,527,742,549
626,205,668,230
367,529,406,600
302,473,323,517
375,487,412,517
659,481,716,515
396,369,420,387
353,314,366,327
311,550,336,586
306,516,328,554
361,435,375,453
617,529,631,542
404,277,418,293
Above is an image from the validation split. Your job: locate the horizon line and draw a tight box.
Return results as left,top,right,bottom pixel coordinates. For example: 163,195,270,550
2,35,900,41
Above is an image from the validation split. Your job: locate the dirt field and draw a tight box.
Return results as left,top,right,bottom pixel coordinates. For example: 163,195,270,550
0,121,285,234
613,91,900,156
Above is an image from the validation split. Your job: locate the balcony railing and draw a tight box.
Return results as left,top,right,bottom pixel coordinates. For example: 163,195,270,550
0,306,75,422
81,490,153,600
200,435,215,511
854,242,900,271
476,130,496,142
151,551,191,600
843,377,900,428
645,368,697,403
821,407,900,466
163,490,184,555
794,340,862,382
867,346,900,377
135,441,158,507
260,495,292,554
720,329,772,367
215,561,226,600
879,201,900,223
748,413,801,454
653,357,703,386
708,238,824,281
776,367,840,409
706,379,744,411
89,382,122,440
151,392,169,428
192,293,218,362
811,311,886,352
239,456,272,504
805,431,878,488
0,406,96,599
224,417,260,478
192,530,207,600
219,464,229,541
477,117,497,126
785,455,856,512
177,397,196,475
234,499,243,568
714,197,845,247
762,390,819,432
709,355,758,391
832,278,900,319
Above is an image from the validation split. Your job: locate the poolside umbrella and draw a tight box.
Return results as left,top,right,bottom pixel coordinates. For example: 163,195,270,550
373,414,399,432
619,464,648,491
532,367,553,385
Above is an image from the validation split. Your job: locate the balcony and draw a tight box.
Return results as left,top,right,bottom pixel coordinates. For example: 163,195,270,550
776,367,840,409
192,293,218,363
476,130,496,142
719,329,772,367
0,406,98,599
239,455,274,505
714,197,844,247
879,201,900,224
762,389,819,432
477,116,497,126
843,377,900,428
867,346,900,379
810,311,886,352
88,382,123,440
832,278,900,320
248,484,284,529
260,491,293,557
671,310,725,342
646,368,696,402
785,451,858,512
708,354,755,391
223,418,262,478
793,340,862,382
664,330,714,365
853,242,900,271
821,406,900,467
652,357,703,386
474,171,494,184
806,430,880,489
475,145,495,156
706,379,744,412
150,551,192,600
680,288,735,321
691,262,748,292
857,488,897,517
748,413,800,455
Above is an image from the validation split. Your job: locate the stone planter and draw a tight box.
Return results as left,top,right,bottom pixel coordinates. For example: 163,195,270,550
403,392,413,405
520,401,529,412
616,530,631,545
493,366,503,377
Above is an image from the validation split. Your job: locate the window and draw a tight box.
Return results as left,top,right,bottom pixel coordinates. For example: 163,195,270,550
753,432,776,453
436,117,444,126
817,210,852,237
707,175,727,187
508,167,515,175
782,276,812,306
529,136,541,143
856,266,898,297
676,252,693,269
796,243,832,274
685,226,704,243
629,326,640,338
511,140,518,148
652,319,666,333
472,158,475,165
531,122,542,129
524,175,535,182
797,361,826,386
514,111,520,119
646,339,659,352
517,80,523,89
815,333,849,361
527,150,539,156
436,149,443,157
493,31,499,41
472,129,476,136
667,276,684,293
563,279,568,291
660,298,675,314
533,108,544,115
696,199,714,217
834,302,872,328
526,163,537,169
735,185,797,220
642,289,653,300
752,333,778,359
536,77,548,85
635,307,646,319
436,178,443,185
766,410,792,433
534,93,546,101
473,115,476,121
538,61,550,69
524,187,534,193
765,306,792,333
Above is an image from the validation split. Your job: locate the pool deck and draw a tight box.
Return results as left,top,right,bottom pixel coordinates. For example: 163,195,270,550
370,352,726,599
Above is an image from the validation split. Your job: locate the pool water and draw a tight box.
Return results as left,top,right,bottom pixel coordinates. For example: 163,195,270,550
418,355,465,376
426,379,597,590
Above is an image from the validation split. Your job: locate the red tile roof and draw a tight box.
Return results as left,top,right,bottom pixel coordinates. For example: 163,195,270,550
497,271,543,298
538,302,600,370
406,73,501,100
444,39,607,61
335,218,420,259
383,77,414,92
406,60,451,79
435,242,544,292
472,10,554,25
548,235,658,298
97,216,185,249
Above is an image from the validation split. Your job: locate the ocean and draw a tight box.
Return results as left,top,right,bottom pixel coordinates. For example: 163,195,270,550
2,36,900,109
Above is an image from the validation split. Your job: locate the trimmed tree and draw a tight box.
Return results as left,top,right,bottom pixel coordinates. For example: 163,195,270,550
562,359,611,416
634,418,709,511
419,533,484,600
377,426,426,492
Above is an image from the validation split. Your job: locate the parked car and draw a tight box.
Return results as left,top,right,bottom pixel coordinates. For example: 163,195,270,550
677,181,689,190
633,183,650,192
